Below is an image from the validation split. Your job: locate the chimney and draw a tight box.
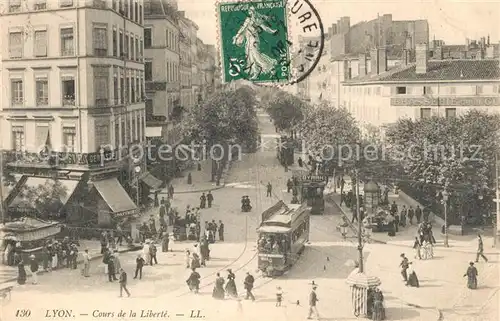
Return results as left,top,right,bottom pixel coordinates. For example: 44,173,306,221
435,45,443,60
487,35,490,46
370,48,379,74
415,43,428,74
480,37,486,48
403,49,411,65
466,38,470,48
377,47,388,73
358,53,367,76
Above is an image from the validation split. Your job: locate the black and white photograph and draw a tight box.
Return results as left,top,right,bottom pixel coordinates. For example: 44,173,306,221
0,0,498,320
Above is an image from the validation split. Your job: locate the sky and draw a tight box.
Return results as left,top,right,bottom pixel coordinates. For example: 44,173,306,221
177,0,500,46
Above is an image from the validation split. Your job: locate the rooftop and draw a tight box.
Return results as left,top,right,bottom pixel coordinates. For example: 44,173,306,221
344,59,500,84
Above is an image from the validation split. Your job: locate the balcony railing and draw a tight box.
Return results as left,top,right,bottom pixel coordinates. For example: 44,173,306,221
63,96,75,106
95,98,109,107
61,48,75,56
36,97,49,106
34,3,47,10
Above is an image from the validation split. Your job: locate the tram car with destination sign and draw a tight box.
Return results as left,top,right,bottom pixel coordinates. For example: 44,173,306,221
292,169,328,215
257,201,310,276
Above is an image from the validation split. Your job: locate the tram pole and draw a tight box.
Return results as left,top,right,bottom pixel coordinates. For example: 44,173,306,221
355,169,364,273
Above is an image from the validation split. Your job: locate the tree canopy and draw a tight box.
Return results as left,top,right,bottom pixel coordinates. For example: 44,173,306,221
385,110,500,191
298,101,361,168
22,179,69,219
181,87,259,147
265,91,307,132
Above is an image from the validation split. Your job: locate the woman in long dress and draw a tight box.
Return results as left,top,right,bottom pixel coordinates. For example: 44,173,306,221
225,269,237,297
143,241,151,265
372,288,386,320
17,259,27,285
407,266,420,287
464,262,478,289
212,272,225,299
232,7,278,80
113,251,121,275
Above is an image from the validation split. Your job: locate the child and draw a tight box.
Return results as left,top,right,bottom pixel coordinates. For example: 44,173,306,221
276,286,283,307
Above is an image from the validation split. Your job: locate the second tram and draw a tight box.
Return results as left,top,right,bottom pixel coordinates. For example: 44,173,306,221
293,169,328,215
257,201,310,276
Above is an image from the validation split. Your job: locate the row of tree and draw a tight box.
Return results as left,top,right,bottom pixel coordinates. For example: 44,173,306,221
264,89,500,222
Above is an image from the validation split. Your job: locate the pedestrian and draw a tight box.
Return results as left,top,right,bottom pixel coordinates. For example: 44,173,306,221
143,241,151,265
41,243,49,272
266,182,272,197
407,265,420,287
307,283,320,320
100,231,108,254
393,214,399,232
207,191,214,208
413,237,421,260
119,268,131,297
200,193,206,209
400,205,407,227
161,230,169,252
81,249,90,277
187,268,201,294
340,191,346,206
287,179,293,193
390,201,398,216
275,286,283,307
464,261,478,289
415,205,422,224
371,288,386,320
154,191,159,207
116,224,123,246
399,253,411,282
218,220,224,241
212,272,225,299
134,254,145,279
107,252,118,282
475,234,488,263
149,242,158,265
113,250,122,275
185,249,191,269
168,184,174,199
69,244,78,269
17,258,27,285
29,254,39,285
225,269,237,297
244,272,255,301
407,206,415,225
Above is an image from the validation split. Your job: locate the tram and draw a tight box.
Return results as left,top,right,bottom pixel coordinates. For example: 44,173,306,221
293,169,328,215
257,201,310,276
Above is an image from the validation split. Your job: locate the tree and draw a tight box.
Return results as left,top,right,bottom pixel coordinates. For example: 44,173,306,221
22,179,69,219
182,87,259,180
1,152,17,187
266,91,306,138
385,110,500,222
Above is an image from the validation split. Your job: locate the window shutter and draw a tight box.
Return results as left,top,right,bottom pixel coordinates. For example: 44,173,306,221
34,31,47,56
35,125,49,150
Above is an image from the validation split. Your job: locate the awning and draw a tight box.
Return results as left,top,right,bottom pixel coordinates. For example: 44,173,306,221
92,178,138,218
139,171,162,191
146,126,162,137
9,177,79,208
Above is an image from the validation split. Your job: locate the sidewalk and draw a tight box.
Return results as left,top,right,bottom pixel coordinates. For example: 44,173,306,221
0,239,141,285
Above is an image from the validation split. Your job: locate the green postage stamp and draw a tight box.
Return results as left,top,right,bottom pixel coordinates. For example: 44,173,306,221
217,0,291,84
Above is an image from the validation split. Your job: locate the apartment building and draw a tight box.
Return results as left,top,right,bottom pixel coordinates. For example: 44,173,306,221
0,0,153,225
178,14,193,109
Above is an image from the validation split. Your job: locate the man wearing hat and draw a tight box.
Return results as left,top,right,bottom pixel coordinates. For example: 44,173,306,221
399,253,411,283
307,281,319,319
29,254,39,285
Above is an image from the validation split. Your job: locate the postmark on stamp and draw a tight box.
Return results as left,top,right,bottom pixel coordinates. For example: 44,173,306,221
217,0,324,85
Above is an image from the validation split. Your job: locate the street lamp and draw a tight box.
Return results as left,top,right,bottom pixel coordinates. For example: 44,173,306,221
442,188,449,247
134,165,141,206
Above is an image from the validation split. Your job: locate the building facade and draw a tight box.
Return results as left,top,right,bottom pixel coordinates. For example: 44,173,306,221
0,0,155,225
342,44,500,133
178,14,193,110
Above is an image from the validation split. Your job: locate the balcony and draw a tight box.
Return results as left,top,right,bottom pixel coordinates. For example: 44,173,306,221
61,48,75,56
36,97,49,106
63,96,75,106
34,3,47,10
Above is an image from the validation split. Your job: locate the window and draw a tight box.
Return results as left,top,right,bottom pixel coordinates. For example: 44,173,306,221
35,78,49,106
139,39,143,58
112,0,117,10
9,32,23,58
144,28,152,48
126,76,130,103
124,0,129,18
139,4,143,24
93,25,108,56
60,27,74,56
145,61,152,81
166,30,170,49
34,0,47,10
146,99,153,119
131,76,136,102
132,118,136,141
475,85,483,95
113,75,119,104
95,125,110,148
112,29,118,57
12,127,25,152
115,123,120,148
119,31,124,56
134,2,138,23
60,0,74,7
375,87,381,95
445,108,456,118
62,127,76,152
34,30,48,57
136,75,140,102
449,86,456,94
423,86,433,95
9,0,21,12
94,67,109,107
35,125,49,151
129,34,134,60
120,73,125,104
121,121,126,145
420,108,431,119
62,77,75,106
11,79,24,105
396,86,407,94
125,35,129,58
135,38,139,61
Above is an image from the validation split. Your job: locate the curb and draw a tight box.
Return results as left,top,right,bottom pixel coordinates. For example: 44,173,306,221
158,182,226,195
1,245,142,285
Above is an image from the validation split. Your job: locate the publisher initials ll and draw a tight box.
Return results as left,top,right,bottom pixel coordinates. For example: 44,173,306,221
190,310,202,318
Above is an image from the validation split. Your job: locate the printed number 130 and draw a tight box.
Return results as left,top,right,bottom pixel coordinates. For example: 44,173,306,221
16,310,31,318
229,58,244,77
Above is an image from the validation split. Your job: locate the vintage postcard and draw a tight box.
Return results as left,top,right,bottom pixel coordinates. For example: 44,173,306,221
0,0,498,321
